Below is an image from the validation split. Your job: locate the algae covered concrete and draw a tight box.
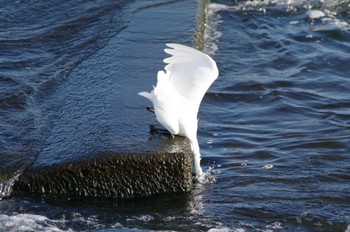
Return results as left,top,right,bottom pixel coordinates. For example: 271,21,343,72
13,149,193,199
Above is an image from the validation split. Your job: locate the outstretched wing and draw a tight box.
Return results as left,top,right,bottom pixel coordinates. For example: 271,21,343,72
163,43,219,113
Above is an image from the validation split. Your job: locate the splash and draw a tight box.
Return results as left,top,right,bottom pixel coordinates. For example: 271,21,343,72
308,9,326,19
0,214,72,232
197,166,216,184
205,3,229,55
307,9,350,31
263,164,274,169
208,227,243,232
0,170,22,200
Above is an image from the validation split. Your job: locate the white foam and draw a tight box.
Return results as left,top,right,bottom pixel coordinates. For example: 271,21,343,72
208,227,245,232
263,164,274,169
232,0,307,12
0,214,72,232
289,20,300,25
127,215,154,222
198,167,216,184
310,11,350,31
241,161,248,167
0,170,22,200
205,3,230,55
326,18,350,31
308,9,326,19
135,215,154,222
266,221,283,229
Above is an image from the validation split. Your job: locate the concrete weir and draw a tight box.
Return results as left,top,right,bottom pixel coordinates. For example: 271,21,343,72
13,150,193,199
10,1,210,199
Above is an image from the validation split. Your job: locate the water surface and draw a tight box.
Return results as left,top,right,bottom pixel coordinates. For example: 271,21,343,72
1,0,350,231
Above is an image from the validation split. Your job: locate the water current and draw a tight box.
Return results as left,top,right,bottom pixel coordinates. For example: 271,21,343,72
1,0,350,231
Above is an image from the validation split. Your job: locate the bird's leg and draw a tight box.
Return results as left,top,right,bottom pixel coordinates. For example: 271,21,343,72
149,125,173,137
190,139,204,178
193,153,203,177
146,107,174,138
146,106,155,113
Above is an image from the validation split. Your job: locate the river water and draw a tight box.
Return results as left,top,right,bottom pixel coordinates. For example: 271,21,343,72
1,0,350,231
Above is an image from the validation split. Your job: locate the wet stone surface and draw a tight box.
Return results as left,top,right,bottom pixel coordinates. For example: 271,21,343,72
13,142,193,199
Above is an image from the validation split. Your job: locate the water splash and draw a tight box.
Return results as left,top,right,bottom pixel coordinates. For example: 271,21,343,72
205,3,229,55
308,9,350,31
0,170,22,200
263,164,274,169
308,9,326,19
198,166,216,184
0,214,72,232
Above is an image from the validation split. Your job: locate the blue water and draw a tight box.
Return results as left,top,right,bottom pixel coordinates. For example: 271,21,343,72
1,0,350,231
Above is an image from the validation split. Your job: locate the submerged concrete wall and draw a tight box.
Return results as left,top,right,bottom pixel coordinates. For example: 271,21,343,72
13,150,193,199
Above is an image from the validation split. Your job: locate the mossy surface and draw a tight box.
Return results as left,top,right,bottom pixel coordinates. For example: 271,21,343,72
13,151,193,199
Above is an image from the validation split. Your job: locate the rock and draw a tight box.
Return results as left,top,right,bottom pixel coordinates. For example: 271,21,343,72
12,138,193,199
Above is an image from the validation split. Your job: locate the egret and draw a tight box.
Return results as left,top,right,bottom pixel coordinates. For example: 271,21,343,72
138,43,219,182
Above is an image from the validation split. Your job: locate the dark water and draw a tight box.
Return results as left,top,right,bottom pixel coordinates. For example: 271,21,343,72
0,0,131,195
1,0,350,231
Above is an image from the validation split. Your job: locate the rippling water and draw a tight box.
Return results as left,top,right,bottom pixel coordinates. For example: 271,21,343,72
1,0,350,231
0,0,131,195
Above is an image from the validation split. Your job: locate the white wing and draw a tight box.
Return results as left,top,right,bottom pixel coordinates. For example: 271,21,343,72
163,43,219,113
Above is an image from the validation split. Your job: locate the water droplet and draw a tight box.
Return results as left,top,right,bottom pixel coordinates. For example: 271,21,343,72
306,34,313,38
263,164,273,169
289,20,299,25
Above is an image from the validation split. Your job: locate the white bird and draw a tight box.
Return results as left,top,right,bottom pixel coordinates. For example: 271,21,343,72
138,43,219,182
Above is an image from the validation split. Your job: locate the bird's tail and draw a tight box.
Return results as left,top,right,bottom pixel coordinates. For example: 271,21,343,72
138,91,153,101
